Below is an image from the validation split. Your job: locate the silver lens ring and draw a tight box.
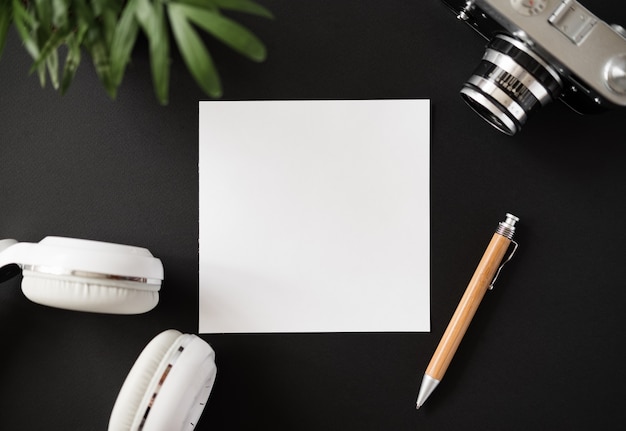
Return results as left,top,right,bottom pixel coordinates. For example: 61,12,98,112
483,49,552,104
499,35,562,86
460,34,563,135
467,75,528,122
460,87,520,136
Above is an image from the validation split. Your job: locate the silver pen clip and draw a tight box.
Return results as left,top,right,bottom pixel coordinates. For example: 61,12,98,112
488,240,518,290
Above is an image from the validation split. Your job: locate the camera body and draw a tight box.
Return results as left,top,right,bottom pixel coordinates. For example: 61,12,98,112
442,0,626,135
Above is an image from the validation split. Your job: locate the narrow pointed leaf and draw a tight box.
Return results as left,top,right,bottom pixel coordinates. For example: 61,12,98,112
176,4,267,61
172,0,219,10
168,3,222,98
0,0,12,59
135,0,154,26
12,0,40,60
101,10,119,47
212,0,273,18
88,36,115,98
34,0,53,32
51,0,68,28
110,0,140,87
37,63,46,87
90,0,123,16
71,0,95,24
136,0,170,104
46,47,59,89
28,29,66,73
61,32,83,94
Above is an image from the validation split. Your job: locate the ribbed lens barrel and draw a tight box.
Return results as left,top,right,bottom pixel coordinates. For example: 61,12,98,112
460,34,563,135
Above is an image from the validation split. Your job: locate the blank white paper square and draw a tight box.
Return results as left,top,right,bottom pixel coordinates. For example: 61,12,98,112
199,100,430,333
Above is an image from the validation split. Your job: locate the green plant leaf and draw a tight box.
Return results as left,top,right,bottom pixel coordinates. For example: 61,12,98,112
101,9,119,47
61,45,81,94
168,3,222,98
110,0,140,88
34,0,53,33
171,0,219,10
212,0,273,18
51,0,69,28
0,0,12,59
12,0,40,60
12,0,47,87
71,0,96,24
91,0,122,17
83,25,116,97
46,46,59,89
5,0,271,102
60,24,87,94
28,28,66,72
136,0,170,104
135,0,153,32
30,0,73,90
173,3,267,61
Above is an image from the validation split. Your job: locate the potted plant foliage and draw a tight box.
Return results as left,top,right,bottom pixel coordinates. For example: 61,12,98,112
0,0,272,103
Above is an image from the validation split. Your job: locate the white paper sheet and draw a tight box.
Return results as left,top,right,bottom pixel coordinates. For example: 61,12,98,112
199,100,430,333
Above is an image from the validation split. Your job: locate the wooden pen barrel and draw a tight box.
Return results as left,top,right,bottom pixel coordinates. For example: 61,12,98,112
425,232,512,381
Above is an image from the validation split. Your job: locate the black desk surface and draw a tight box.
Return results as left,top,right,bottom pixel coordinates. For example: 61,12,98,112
2,1,626,430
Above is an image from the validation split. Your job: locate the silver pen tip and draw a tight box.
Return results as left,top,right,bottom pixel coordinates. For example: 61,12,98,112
416,374,440,410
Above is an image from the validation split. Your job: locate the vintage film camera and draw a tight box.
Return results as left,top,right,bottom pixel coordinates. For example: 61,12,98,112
442,0,626,135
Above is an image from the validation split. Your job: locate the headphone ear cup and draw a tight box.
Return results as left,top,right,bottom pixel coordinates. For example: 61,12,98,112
21,271,159,314
108,330,182,431
108,330,217,431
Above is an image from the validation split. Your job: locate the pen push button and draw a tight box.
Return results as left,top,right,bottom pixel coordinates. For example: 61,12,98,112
496,213,519,239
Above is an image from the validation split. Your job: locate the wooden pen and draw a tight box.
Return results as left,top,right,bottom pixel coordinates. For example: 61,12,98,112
416,213,519,409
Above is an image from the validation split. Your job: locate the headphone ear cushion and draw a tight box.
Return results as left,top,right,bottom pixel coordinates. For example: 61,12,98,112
108,330,182,431
21,271,159,314
108,330,217,431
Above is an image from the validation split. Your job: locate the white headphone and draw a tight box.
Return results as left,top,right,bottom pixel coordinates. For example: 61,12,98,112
0,236,163,314
0,237,217,430
109,329,217,431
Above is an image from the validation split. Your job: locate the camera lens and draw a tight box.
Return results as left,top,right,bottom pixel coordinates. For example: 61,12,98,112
460,35,563,135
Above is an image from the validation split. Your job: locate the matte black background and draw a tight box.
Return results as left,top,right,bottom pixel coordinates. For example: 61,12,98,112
1,1,626,429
